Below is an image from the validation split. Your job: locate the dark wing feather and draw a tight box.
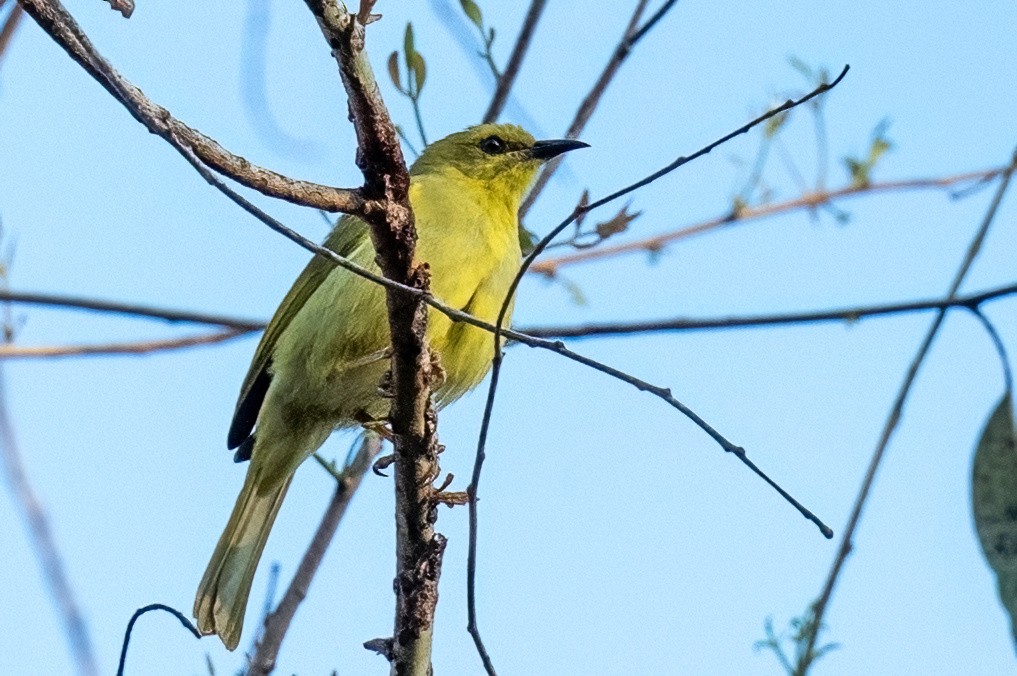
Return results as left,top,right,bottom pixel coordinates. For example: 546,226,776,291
227,216,369,451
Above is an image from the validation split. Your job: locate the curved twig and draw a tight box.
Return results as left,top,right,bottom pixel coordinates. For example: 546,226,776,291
466,63,848,675
116,604,201,676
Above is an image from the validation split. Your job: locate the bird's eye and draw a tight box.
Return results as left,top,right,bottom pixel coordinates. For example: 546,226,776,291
479,135,507,154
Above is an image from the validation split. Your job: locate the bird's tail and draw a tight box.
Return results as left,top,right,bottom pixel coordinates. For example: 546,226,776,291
193,468,292,650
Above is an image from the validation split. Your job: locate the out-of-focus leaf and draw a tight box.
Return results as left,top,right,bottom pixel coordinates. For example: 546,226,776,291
764,111,789,139
518,224,536,255
411,52,427,94
404,22,416,71
788,55,815,81
868,137,891,166
843,157,868,188
595,204,641,240
558,276,588,306
972,393,1017,642
460,0,483,30
488,26,496,45
387,51,403,93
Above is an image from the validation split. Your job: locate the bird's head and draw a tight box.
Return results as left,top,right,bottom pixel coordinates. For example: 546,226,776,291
410,123,588,205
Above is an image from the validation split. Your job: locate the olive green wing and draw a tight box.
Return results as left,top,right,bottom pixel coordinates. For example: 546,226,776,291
227,216,369,452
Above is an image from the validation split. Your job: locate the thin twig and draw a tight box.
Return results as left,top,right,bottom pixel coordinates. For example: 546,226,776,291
465,64,848,675
116,604,201,676
520,0,681,216
481,0,547,123
968,307,1014,396
248,436,382,675
798,147,1017,668
17,0,364,214
0,290,266,329
0,365,99,676
517,281,1017,338
0,2,24,67
0,328,251,359
531,167,1005,276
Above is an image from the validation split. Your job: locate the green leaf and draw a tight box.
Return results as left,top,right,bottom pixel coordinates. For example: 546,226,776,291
788,55,815,81
404,22,416,71
972,393,1017,641
411,52,427,95
558,276,588,306
763,111,789,139
460,0,483,30
387,51,403,93
518,224,537,255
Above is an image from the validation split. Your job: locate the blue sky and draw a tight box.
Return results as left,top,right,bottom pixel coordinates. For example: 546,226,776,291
2,1,1016,674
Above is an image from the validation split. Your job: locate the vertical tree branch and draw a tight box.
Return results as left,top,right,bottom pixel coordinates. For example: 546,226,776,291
248,436,382,675
481,0,547,123
799,147,1017,667
303,4,444,674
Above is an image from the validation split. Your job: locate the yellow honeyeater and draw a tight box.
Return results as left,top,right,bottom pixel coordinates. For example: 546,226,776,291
193,123,587,649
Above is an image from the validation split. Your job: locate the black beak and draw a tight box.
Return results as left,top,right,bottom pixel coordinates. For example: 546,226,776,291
530,138,590,161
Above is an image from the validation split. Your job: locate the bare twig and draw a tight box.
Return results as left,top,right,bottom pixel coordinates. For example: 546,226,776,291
520,0,680,216
0,328,251,359
249,436,382,675
481,0,548,123
531,167,1006,276
0,290,266,329
798,147,1017,668
466,64,848,674
0,366,99,676
17,0,364,214
116,604,201,676
968,307,1014,396
517,281,1017,338
0,2,24,67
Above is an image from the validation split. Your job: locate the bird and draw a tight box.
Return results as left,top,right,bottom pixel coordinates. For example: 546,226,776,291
193,123,588,650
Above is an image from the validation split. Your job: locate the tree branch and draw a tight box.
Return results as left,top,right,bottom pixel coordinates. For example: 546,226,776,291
481,0,547,124
0,290,266,329
17,0,364,214
517,280,1017,338
248,436,382,676
0,2,24,67
303,4,442,675
530,167,1005,276
520,0,681,216
0,329,251,359
798,146,1017,667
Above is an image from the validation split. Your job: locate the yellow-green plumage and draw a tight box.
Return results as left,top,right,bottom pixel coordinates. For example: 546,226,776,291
193,123,587,650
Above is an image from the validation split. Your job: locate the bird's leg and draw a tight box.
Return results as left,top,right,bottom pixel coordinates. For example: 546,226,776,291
355,412,396,476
